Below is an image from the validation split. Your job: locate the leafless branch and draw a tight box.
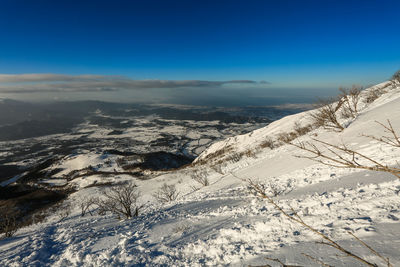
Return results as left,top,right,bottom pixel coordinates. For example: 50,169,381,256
392,70,400,83
247,179,380,267
339,85,362,119
264,256,303,267
0,209,19,238
347,231,392,267
153,183,180,203
79,197,98,216
291,138,400,180
191,170,210,186
301,253,333,267
310,98,344,132
363,120,400,148
98,183,142,219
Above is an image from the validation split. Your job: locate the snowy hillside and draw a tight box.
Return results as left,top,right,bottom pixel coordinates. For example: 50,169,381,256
1,80,400,266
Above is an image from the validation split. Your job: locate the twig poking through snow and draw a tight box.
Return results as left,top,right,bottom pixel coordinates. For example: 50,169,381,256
246,179,386,267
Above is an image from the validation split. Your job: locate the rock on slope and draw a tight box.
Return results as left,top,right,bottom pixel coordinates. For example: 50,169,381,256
1,81,400,266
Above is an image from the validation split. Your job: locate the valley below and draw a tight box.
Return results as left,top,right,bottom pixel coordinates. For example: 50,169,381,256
0,101,306,242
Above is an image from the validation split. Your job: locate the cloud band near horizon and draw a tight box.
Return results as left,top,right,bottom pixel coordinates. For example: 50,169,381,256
0,74,268,93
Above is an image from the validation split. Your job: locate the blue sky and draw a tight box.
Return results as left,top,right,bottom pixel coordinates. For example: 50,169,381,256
0,0,399,104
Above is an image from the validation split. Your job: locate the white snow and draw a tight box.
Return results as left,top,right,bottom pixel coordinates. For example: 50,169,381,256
1,81,400,266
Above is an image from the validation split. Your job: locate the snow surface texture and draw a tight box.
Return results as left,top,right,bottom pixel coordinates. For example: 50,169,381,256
1,81,400,266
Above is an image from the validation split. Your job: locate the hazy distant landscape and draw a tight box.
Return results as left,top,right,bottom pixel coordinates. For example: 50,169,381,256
0,99,309,184
0,99,310,140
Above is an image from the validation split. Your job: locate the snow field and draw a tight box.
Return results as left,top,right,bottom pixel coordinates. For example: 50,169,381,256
1,81,400,266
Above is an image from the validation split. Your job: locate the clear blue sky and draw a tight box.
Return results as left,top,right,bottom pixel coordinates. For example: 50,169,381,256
0,0,399,104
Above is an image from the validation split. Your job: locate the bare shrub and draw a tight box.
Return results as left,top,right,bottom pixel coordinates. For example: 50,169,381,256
57,203,72,221
190,185,200,193
98,183,142,219
392,70,400,83
247,179,391,267
260,137,276,149
193,145,234,166
172,223,191,234
153,183,180,203
247,181,286,197
210,164,224,174
365,86,385,103
0,209,19,238
277,131,298,144
310,98,344,131
260,125,312,150
79,197,98,217
293,122,313,136
244,149,257,158
227,152,243,163
30,211,47,225
191,170,209,186
339,85,362,119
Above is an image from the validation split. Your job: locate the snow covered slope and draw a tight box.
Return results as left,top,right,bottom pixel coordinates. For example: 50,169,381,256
1,81,400,266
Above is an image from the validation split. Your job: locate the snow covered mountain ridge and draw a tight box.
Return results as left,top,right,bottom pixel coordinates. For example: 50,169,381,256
1,78,400,266
195,80,396,166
